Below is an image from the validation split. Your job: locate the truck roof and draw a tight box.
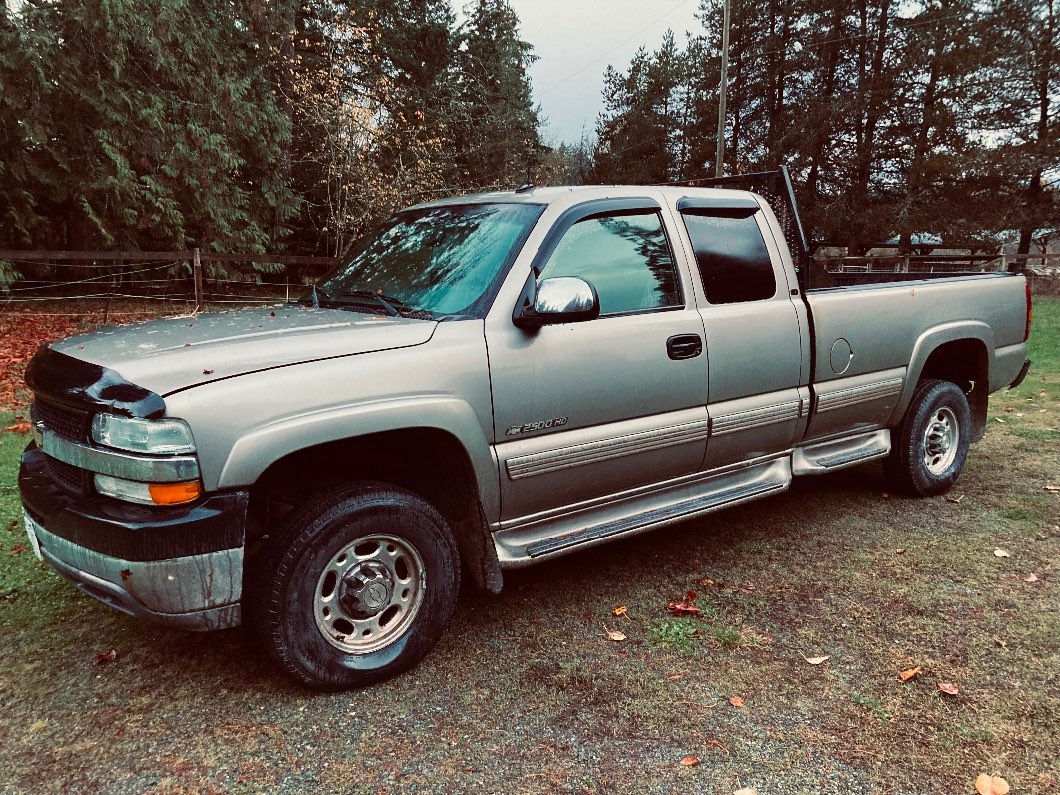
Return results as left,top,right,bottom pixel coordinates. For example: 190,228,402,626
409,184,762,212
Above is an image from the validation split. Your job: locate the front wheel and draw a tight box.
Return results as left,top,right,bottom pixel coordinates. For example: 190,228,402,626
884,379,971,497
254,482,461,689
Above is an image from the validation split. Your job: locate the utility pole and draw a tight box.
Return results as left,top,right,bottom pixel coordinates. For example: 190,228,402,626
715,0,731,178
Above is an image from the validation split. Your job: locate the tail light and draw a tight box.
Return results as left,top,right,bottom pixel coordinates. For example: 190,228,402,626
1025,280,1032,341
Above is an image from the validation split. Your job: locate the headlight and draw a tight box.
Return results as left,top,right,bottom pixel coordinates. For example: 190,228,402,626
91,414,196,455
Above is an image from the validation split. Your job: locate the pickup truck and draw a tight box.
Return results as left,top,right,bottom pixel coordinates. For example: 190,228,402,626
18,170,1032,689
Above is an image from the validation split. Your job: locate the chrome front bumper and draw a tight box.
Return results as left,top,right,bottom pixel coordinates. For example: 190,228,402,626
27,513,243,631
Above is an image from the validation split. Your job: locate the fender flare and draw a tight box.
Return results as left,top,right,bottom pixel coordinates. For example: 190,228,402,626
886,321,993,427
216,395,499,520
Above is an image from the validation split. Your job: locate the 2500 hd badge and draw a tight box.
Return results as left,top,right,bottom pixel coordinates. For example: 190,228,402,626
505,416,569,436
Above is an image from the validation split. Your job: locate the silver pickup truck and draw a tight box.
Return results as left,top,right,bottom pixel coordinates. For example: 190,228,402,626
19,171,1032,688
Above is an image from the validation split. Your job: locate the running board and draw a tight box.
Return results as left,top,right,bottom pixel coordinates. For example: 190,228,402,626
495,458,791,565
791,430,891,475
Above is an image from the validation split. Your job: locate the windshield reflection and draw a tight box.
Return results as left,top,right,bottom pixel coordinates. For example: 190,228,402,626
318,203,543,318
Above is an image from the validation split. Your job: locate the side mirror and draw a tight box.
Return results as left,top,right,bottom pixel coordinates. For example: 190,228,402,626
513,277,600,330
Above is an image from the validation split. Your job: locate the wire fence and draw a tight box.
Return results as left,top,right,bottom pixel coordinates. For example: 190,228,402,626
0,249,337,317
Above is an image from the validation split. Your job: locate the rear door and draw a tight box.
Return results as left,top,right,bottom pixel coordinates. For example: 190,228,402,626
675,197,808,469
487,198,709,524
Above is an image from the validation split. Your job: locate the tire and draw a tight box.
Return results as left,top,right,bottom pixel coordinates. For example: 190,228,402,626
884,379,971,497
254,482,461,689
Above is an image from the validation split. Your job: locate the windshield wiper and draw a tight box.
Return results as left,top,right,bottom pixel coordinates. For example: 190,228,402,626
337,289,406,317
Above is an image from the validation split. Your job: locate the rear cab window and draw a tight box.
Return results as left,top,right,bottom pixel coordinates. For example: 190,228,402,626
678,198,777,305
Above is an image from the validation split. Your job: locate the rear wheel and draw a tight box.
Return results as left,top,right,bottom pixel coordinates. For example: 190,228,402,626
254,482,460,689
884,379,971,497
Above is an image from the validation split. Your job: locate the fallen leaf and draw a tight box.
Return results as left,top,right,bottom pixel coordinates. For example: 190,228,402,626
994,417,1006,423
612,605,628,616
733,789,758,795
1024,573,1038,582
1045,484,1060,492
2,422,31,434
1003,406,1014,413
668,674,683,681
95,649,118,665
728,696,745,708
680,755,699,767
993,637,1008,648
9,543,27,556
899,666,923,682
667,602,700,617
994,548,1010,558
804,655,830,665
667,590,700,617
945,494,964,504
938,681,959,695
604,628,626,642
896,548,906,554
975,773,1010,795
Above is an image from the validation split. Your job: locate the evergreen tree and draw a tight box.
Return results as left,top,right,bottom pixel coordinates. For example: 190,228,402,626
592,34,689,184
0,0,297,253
585,0,1059,251
454,0,541,188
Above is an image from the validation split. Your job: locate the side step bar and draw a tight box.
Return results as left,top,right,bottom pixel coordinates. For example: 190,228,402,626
791,430,890,475
525,476,787,558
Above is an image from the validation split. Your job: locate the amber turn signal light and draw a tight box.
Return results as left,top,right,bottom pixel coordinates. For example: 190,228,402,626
148,481,202,505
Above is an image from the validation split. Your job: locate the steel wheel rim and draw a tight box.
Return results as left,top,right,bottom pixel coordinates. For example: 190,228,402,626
314,533,425,654
922,406,959,475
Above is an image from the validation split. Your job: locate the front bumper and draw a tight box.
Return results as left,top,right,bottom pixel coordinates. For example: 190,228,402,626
19,446,248,630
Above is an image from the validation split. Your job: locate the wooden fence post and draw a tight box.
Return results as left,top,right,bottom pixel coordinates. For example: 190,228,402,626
192,247,203,311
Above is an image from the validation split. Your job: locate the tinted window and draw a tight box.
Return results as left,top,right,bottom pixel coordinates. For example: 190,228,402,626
538,211,681,315
681,212,776,304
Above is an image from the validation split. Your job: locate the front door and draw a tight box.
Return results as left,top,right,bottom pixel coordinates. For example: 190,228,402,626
487,200,709,524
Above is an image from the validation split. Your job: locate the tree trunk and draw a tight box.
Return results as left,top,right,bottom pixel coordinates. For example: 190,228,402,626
898,7,944,255
848,0,892,255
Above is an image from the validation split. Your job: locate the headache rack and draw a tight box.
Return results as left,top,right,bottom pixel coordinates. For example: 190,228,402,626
663,166,1024,289
664,166,811,285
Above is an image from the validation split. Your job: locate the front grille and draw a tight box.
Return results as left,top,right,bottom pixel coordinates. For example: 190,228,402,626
32,398,91,494
46,456,86,494
32,399,88,442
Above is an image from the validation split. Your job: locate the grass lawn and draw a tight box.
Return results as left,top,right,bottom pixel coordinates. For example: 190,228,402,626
0,299,1057,794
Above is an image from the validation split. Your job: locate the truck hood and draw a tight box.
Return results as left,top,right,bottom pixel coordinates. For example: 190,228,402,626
49,305,437,396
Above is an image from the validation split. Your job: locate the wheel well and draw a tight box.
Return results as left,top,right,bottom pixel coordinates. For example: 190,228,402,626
248,428,502,593
917,339,989,441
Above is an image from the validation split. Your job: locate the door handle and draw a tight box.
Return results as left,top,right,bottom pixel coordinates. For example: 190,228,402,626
666,334,703,360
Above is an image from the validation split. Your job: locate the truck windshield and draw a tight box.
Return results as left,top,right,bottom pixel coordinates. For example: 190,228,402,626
317,202,544,318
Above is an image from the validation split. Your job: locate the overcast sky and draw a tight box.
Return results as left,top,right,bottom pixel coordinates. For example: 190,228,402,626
504,0,704,145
